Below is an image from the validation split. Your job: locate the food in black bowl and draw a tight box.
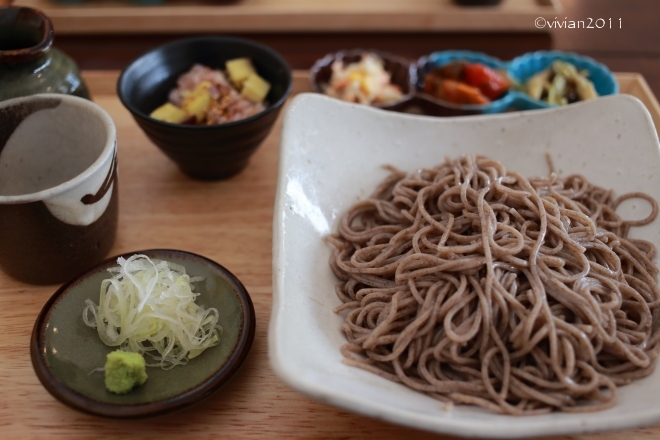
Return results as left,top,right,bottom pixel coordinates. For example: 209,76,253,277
149,60,270,125
117,36,292,180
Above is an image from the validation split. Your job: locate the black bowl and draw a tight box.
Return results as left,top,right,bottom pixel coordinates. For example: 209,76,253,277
117,36,292,180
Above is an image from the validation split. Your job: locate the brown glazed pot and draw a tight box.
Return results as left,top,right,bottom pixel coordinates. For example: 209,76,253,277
0,94,118,284
0,6,89,101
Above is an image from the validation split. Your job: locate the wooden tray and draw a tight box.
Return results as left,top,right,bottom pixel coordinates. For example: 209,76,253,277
1,71,659,439
11,0,562,34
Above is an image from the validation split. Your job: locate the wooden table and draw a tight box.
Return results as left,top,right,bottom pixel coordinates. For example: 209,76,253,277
1,70,660,439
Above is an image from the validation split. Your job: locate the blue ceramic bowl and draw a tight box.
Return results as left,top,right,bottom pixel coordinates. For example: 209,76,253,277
416,50,618,115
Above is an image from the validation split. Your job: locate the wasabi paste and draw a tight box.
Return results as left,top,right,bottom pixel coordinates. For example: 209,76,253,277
105,350,148,394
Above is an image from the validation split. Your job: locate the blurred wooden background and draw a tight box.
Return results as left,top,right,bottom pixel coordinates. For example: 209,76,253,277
6,0,658,96
551,0,659,97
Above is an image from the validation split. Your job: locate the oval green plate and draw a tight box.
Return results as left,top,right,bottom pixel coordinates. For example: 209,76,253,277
30,249,256,418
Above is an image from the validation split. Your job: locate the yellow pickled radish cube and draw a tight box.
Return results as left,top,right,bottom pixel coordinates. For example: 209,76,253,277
183,91,212,123
226,58,256,86
241,73,271,103
150,103,188,124
348,71,366,84
179,80,213,123
180,80,212,106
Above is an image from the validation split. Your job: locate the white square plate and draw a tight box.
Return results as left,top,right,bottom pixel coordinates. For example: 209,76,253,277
269,93,660,438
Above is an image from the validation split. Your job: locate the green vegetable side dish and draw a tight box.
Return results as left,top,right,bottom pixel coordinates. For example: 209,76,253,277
524,60,599,106
83,254,223,381
105,350,148,394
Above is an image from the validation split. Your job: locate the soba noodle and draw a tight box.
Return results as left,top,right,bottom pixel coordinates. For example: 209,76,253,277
328,155,660,415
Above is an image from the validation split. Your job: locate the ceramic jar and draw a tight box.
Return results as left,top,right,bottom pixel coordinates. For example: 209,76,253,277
0,94,118,284
0,6,89,101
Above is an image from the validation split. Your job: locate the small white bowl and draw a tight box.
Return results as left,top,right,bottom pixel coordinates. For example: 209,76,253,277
270,93,660,438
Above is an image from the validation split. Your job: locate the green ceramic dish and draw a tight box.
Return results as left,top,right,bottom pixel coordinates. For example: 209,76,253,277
0,6,90,101
30,249,255,418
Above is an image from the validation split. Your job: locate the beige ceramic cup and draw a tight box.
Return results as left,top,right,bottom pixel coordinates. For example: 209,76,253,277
0,94,118,284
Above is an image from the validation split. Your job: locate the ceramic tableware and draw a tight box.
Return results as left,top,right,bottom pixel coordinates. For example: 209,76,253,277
0,94,117,284
31,249,256,418
309,49,617,117
0,6,89,101
270,93,660,437
117,36,292,180
309,49,415,110
415,50,618,115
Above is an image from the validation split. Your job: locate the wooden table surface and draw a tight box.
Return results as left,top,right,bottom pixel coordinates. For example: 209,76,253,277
1,70,660,439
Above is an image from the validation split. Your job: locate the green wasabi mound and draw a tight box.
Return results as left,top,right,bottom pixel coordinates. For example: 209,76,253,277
104,350,148,394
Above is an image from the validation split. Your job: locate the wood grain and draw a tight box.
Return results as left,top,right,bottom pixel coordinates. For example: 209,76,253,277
551,0,660,55
0,70,659,439
12,0,561,34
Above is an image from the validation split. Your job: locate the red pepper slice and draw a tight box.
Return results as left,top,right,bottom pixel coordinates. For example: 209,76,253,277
463,63,511,100
438,79,490,105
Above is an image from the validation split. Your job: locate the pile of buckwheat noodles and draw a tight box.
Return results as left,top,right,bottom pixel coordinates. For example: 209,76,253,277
328,155,660,415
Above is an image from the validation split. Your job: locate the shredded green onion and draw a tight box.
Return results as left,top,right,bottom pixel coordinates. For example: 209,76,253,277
83,254,222,369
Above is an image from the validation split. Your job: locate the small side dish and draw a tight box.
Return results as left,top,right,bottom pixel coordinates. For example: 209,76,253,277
416,50,616,115
523,60,598,105
31,249,256,418
422,61,511,105
150,59,271,125
323,53,404,105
